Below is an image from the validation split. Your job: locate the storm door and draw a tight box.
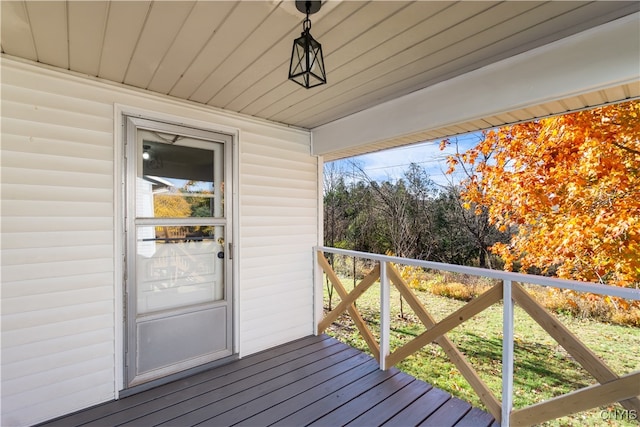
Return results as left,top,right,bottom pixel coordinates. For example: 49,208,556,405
124,116,233,387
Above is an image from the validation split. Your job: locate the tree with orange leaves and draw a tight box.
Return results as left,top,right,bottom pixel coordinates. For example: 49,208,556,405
443,100,640,287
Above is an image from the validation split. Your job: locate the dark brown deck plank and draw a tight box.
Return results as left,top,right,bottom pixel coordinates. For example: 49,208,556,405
150,347,366,426
40,335,330,427
345,379,433,427
36,335,495,427
270,367,401,426
420,396,471,426
116,341,355,427
308,371,416,426
236,358,380,426
383,387,451,426
455,406,495,427
194,350,373,426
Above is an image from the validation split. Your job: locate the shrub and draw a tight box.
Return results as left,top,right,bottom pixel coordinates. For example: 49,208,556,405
424,272,493,302
425,275,638,327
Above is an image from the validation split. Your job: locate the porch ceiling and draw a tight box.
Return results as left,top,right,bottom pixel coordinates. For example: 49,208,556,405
2,1,639,157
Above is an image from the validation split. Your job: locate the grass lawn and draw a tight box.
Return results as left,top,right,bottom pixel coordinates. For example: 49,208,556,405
323,277,640,426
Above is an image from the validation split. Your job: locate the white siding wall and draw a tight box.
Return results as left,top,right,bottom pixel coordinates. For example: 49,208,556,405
239,134,319,354
1,58,318,426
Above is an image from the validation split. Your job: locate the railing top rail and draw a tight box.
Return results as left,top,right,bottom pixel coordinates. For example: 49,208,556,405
315,246,640,301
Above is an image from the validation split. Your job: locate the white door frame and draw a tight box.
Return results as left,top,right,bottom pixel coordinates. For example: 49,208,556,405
113,105,240,395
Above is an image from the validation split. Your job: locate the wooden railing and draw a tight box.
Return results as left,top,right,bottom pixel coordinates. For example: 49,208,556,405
314,246,640,427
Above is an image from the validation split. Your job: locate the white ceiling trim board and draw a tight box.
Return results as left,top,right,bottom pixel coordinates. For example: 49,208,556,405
311,12,640,157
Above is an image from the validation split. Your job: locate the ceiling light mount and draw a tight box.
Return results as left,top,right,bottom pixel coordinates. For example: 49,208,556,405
295,0,321,15
288,0,326,89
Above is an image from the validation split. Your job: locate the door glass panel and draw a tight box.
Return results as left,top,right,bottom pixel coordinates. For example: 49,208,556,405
136,225,226,314
137,137,224,219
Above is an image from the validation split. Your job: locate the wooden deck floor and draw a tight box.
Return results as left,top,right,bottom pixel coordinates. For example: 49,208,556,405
40,335,497,427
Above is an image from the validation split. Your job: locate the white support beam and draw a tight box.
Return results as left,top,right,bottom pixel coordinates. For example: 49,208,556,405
502,280,515,427
379,262,390,371
311,13,640,157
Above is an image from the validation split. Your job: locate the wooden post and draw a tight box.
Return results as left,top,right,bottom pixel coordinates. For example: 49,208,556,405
380,262,390,370
502,279,514,427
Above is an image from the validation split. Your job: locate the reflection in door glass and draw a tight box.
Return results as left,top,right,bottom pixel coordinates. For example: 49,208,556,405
137,138,224,218
136,225,225,314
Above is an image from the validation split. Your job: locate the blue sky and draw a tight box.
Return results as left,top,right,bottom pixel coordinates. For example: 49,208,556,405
327,132,482,188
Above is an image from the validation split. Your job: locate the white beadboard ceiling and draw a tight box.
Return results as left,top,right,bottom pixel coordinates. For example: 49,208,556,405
2,1,639,158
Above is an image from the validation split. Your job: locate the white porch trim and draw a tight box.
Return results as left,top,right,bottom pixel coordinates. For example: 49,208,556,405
312,12,640,160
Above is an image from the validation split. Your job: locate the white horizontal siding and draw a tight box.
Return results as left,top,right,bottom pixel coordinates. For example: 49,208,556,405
241,278,313,302
242,207,318,223
2,260,113,283
238,135,318,355
240,303,314,353
1,133,112,158
241,174,316,190
1,300,113,330
3,167,113,191
2,370,115,426
1,58,317,426
1,62,117,426
243,194,318,208
1,120,113,149
1,149,113,175
242,224,319,239
1,328,114,366
2,340,113,381
242,267,314,289
2,245,113,266
2,217,113,233
241,237,318,252
3,313,113,354
2,275,113,303
241,184,317,201
2,286,113,316
243,298,313,326
2,99,113,132
240,252,315,270
4,353,114,396
3,183,112,203
1,327,116,426
1,84,112,116
2,200,113,218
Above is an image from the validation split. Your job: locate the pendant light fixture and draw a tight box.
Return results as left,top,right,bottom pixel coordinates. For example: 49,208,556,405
288,0,326,89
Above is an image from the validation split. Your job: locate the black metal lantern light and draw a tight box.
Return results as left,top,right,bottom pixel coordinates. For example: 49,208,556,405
288,0,326,89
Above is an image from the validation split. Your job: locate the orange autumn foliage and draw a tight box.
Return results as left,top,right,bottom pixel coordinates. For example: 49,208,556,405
444,100,640,287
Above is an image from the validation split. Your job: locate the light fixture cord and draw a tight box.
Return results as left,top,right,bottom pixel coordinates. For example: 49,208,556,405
303,14,311,32
303,1,313,32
